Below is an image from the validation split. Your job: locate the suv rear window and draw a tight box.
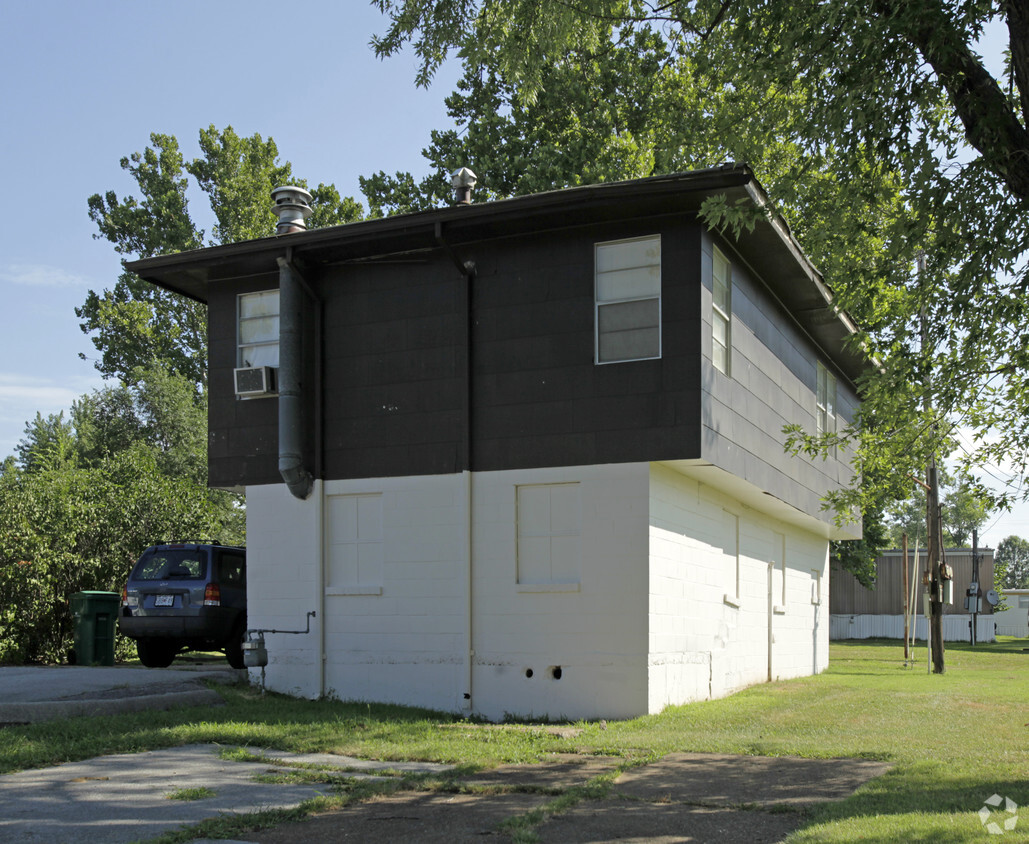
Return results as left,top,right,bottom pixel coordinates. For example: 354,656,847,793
132,549,208,581
218,552,246,586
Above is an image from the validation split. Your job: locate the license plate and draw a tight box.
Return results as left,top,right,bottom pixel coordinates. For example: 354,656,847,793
154,595,175,607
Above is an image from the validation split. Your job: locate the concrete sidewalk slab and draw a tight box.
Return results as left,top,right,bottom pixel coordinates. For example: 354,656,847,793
0,744,451,844
0,664,245,725
254,749,454,776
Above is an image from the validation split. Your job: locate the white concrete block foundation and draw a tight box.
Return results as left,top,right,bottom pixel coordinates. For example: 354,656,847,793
245,462,832,720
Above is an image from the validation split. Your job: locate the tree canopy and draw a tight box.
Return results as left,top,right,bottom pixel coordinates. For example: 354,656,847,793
995,534,1029,589
0,125,371,663
79,125,364,389
371,0,1029,522
0,367,243,663
882,468,993,549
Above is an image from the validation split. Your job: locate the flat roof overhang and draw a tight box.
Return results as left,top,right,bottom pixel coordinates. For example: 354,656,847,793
127,164,866,385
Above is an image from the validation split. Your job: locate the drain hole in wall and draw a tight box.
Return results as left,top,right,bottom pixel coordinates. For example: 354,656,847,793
525,668,534,679
549,665,563,680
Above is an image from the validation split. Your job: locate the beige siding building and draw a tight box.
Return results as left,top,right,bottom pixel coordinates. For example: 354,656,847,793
831,549,996,642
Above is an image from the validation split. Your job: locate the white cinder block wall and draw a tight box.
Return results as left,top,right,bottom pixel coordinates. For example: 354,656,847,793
647,464,829,712
470,463,652,722
247,461,831,719
245,482,323,698
320,474,469,712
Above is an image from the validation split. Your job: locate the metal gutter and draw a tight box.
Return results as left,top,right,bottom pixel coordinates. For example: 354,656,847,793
125,165,755,291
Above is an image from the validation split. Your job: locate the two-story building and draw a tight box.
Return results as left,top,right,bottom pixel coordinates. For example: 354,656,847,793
129,164,864,720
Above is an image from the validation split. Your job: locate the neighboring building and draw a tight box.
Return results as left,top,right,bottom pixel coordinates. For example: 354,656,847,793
129,165,864,720
830,548,996,643
994,589,1029,638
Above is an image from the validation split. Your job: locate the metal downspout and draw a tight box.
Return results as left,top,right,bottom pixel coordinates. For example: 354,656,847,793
276,255,314,500
276,252,325,695
436,222,476,712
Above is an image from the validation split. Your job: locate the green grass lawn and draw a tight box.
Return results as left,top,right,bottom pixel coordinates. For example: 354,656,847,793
2,638,1027,842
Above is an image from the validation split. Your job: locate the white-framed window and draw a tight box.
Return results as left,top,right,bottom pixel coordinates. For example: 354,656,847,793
325,493,383,593
595,235,661,363
516,483,581,586
712,246,731,375
816,362,837,436
238,290,280,368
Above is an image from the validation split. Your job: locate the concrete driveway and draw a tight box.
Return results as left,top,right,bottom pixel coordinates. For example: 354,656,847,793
0,661,245,725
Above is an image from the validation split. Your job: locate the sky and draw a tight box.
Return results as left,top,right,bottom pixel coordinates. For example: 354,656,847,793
1,2,1026,548
0,0,461,456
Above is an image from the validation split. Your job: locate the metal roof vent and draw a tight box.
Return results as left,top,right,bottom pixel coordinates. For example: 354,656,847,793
271,185,314,234
451,168,477,205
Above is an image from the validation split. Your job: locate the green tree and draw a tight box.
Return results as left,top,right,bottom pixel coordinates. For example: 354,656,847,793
941,477,992,548
995,535,1029,589
831,501,890,588
1,368,247,663
15,412,76,474
363,18,912,578
883,469,993,548
72,367,209,486
371,1,1029,517
0,446,231,664
80,125,364,388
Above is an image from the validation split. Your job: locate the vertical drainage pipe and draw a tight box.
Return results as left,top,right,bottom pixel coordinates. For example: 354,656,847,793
463,265,474,713
276,255,314,500
435,221,476,712
276,253,322,695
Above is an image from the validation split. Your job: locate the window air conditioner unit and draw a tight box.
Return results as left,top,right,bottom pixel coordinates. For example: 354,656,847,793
234,366,277,398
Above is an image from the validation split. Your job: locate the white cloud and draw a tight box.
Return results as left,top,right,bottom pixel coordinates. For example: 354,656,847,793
0,263,88,288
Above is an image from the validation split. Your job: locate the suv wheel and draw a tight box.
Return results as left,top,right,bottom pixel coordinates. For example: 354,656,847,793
137,638,178,668
224,619,246,670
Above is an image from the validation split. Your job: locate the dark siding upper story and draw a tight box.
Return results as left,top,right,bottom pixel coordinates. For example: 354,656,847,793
699,230,859,527
320,256,466,481
470,219,702,472
127,167,866,515
205,216,706,488
207,271,281,489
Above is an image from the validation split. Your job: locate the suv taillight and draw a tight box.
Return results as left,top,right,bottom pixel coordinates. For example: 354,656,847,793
121,586,128,605
204,583,221,606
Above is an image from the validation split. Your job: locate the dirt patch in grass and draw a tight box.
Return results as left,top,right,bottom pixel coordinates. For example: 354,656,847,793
239,751,890,843
613,752,892,806
244,791,550,843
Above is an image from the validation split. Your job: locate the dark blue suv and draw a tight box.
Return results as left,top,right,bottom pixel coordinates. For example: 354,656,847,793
119,543,246,668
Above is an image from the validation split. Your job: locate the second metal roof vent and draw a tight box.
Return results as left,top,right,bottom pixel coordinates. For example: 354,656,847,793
451,168,477,205
271,186,314,234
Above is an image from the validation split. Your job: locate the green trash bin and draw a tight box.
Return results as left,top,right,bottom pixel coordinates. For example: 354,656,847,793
70,591,120,666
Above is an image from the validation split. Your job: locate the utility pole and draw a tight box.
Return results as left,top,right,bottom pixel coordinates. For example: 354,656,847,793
970,528,981,646
927,460,945,673
918,250,945,674
903,533,910,663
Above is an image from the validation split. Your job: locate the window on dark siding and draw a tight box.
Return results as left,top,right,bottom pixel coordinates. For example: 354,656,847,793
238,290,280,368
595,235,661,363
712,246,731,375
816,362,837,436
